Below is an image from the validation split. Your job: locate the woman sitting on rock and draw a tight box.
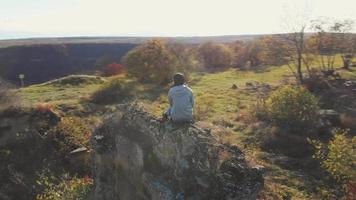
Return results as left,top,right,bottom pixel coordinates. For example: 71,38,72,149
163,73,194,123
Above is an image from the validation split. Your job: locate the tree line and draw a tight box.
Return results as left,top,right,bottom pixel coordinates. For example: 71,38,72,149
93,18,355,85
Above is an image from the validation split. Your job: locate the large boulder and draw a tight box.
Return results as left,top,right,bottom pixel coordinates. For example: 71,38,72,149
92,105,264,200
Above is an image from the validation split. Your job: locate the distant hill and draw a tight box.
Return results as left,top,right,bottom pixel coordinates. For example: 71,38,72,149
0,43,136,85
0,35,268,48
0,35,271,85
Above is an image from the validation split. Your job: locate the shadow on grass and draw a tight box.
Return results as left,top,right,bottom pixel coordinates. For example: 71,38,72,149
139,85,168,102
260,152,338,199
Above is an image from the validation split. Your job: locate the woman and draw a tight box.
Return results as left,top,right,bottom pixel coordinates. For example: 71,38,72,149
163,73,194,122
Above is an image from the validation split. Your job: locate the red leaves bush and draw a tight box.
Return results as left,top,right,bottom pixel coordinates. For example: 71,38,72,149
103,63,124,76
35,103,55,113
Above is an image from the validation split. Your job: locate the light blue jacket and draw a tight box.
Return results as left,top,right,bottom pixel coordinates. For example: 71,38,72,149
167,84,194,122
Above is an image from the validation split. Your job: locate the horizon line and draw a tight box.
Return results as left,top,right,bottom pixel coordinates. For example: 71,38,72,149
1,31,355,42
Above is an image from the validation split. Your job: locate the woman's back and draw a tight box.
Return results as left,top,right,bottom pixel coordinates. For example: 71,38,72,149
168,84,194,122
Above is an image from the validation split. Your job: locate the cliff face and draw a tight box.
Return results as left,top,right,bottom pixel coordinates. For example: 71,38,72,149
92,106,264,200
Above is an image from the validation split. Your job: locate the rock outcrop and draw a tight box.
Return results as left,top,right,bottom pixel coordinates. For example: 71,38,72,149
0,107,62,200
92,105,264,200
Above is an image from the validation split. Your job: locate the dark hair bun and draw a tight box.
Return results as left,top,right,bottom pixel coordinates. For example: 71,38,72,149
173,73,185,86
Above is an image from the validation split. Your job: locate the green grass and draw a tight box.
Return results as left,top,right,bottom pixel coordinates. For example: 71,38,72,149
143,65,291,120
18,75,106,107
338,68,356,80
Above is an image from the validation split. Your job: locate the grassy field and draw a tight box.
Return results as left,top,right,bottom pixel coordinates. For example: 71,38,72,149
16,60,356,199
142,66,290,118
17,75,106,107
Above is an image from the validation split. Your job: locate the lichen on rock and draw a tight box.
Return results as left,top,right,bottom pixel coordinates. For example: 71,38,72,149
91,105,264,200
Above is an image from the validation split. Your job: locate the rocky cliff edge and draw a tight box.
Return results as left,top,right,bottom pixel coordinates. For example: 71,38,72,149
92,105,264,200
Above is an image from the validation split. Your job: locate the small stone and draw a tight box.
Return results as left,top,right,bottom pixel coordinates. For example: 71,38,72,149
245,82,253,87
70,147,88,154
94,135,104,140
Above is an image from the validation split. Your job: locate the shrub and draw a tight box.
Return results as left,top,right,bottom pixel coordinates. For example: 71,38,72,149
258,36,291,66
265,86,319,130
261,127,315,157
35,103,55,113
197,42,233,68
91,79,137,104
56,117,90,145
311,129,356,198
48,117,91,157
103,63,124,76
122,39,177,85
166,42,197,74
36,174,93,200
235,40,263,68
251,98,269,121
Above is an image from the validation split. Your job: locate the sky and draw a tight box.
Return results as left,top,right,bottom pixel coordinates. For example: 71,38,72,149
0,0,355,39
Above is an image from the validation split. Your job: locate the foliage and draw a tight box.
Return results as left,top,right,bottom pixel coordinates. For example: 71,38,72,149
309,21,340,71
312,130,356,182
237,40,264,67
311,129,356,198
35,102,55,113
48,116,91,156
36,174,93,200
230,37,291,68
197,42,233,68
229,40,246,67
282,22,307,83
259,36,291,66
122,39,177,85
103,63,124,76
166,42,198,75
91,79,137,104
265,86,319,129
311,18,355,69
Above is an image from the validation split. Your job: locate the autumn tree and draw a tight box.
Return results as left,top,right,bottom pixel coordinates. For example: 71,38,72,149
231,38,285,68
259,36,291,66
197,42,233,68
103,63,124,76
312,130,356,199
332,19,355,69
280,5,312,83
237,40,264,67
166,42,197,76
283,26,307,83
229,40,246,67
311,18,355,70
311,18,340,71
122,39,177,85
